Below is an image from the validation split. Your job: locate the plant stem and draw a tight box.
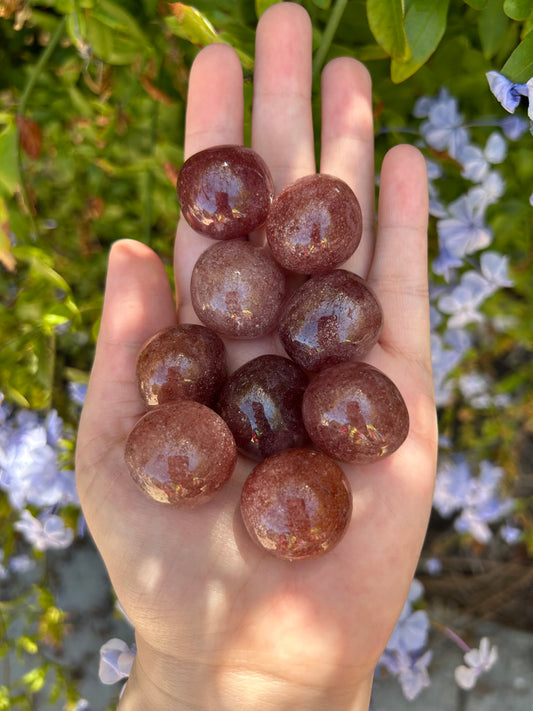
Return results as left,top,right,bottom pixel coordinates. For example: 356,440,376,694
312,0,349,80
432,620,471,653
18,15,67,235
19,15,67,116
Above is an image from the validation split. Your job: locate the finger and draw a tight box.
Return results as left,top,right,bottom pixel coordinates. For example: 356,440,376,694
78,240,176,459
175,44,244,318
369,145,431,366
320,57,376,277
251,2,315,192
184,43,244,158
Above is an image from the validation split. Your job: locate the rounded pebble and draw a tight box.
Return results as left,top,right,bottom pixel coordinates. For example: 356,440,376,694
302,361,409,463
217,354,309,461
136,324,227,408
177,144,274,240
240,448,352,560
191,240,286,339
279,270,383,372
124,401,237,507
265,174,362,274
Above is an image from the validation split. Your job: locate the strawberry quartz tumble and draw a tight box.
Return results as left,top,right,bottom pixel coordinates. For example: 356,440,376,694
265,173,362,274
177,145,275,240
217,354,309,461
279,270,383,372
302,361,409,463
191,240,286,339
125,401,237,507
240,448,353,560
136,324,227,408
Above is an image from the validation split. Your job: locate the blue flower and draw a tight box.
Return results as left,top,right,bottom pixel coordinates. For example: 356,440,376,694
437,270,495,329
14,509,74,551
454,637,498,690
437,193,492,262
419,89,469,158
486,71,528,113
500,114,529,140
99,638,136,685
68,382,88,407
434,459,514,544
458,132,507,183
0,408,78,509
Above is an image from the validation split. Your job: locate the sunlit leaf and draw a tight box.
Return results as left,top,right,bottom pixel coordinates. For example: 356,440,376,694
167,3,219,45
0,197,16,272
0,117,21,196
391,0,449,82
367,0,411,62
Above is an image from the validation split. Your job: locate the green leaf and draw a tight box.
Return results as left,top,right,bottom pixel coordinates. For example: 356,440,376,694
311,0,333,8
366,0,411,62
391,0,449,82
255,0,283,18
91,0,147,44
0,117,21,197
503,0,533,19
463,0,488,8
166,3,220,45
479,0,508,58
19,667,47,694
501,28,533,79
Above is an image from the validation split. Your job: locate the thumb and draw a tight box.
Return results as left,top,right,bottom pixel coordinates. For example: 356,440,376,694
76,239,176,511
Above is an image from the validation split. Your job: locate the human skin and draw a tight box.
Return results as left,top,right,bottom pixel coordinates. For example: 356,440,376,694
75,4,438,710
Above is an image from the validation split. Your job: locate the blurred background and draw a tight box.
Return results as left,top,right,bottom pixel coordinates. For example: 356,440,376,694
0,0,532,709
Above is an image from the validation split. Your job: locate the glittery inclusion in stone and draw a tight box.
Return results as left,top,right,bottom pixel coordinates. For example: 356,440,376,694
302,361,409,463
177,144,274,240
136,324,227,408
240,448,353,560
265,173,362,274
217,354,309,461
124,401,237,507
191,240,286,339
279,269,383,372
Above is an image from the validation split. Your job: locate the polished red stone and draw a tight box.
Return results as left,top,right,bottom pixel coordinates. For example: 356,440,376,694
191,240,286,339
265,174,362,274
177,144,274,240
240,448,352,560
136,324,227,408
124,401,237,507
217,355,309,461
279,269,383,372
302,362,409,463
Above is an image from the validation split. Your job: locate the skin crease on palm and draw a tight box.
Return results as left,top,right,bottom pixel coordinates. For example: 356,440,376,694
75,4,438,710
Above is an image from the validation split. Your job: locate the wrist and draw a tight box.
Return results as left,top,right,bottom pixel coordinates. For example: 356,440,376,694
117,641,373,711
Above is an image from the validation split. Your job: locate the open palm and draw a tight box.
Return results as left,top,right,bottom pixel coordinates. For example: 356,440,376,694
75,4,438,710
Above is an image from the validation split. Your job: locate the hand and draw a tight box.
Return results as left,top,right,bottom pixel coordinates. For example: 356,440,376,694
75,4,438,710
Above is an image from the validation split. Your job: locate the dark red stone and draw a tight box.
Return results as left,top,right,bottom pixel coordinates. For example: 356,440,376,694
265,174,362,274
240,448,352,560
177,144,274,240
302,361,409,463
279,270,383,372
191,240,286,339
124,401,237,507
217,355,309,461
136,324,227,408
